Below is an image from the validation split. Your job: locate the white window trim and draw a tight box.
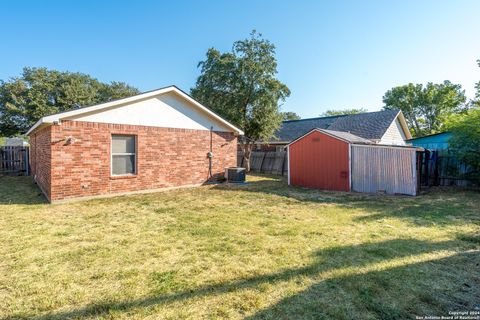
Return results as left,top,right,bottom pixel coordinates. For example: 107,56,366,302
111,135,137,176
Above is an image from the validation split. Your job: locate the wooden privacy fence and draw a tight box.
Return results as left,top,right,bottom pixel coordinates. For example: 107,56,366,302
0,146,29,176
237,151,288,175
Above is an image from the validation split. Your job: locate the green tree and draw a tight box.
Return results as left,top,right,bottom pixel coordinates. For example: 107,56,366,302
99,81,140,102
281,111,301,121
383,81,466,137
191,31,290,170
475,59,480,108
0,67,139,136
449,107,480,177
320,108,368,117
383,83,424,135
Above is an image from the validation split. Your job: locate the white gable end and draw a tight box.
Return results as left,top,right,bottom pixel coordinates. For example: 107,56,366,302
66,92,231,132
380,118,407,145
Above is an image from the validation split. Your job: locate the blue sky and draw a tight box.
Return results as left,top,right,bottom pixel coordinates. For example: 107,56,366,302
1,0,479,118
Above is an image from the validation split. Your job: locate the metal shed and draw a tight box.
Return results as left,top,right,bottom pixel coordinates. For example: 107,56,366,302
287,129,418,196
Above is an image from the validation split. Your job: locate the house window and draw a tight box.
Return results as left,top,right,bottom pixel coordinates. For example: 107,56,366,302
111,135,136,175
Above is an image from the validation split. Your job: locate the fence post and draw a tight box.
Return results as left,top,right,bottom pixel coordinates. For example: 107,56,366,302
433,151,439,186
25,148,29,176
259,152,267,173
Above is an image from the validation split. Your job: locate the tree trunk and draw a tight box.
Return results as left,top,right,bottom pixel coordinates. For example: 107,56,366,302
242,143,253,172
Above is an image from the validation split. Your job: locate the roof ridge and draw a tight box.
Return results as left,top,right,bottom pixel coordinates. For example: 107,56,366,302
282,109,400,123
282,114,347,123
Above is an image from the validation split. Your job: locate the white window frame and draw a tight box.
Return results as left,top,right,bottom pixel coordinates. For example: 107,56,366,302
111,135,137,176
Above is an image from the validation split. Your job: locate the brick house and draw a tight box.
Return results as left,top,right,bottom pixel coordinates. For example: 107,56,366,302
27,86,243,203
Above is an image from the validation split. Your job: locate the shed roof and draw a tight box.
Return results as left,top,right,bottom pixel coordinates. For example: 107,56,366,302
321,129,374,144
288,128,374,146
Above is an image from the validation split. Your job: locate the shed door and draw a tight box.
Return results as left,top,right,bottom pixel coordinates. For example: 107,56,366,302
351,145,417,196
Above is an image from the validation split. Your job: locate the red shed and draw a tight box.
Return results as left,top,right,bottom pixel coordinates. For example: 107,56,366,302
287,129,419,195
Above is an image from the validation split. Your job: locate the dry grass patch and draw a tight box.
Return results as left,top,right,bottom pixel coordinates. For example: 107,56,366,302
0,175,479,319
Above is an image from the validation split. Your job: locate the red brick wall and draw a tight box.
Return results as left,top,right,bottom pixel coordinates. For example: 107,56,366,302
33,120,237,202
29,126,52,199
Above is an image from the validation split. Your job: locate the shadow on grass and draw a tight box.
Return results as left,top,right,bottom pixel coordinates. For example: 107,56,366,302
246,250,479,320
215,175,480,226
18,236,480,320
0,176,47,205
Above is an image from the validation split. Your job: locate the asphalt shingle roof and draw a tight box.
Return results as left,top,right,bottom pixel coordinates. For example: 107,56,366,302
270,109,400,143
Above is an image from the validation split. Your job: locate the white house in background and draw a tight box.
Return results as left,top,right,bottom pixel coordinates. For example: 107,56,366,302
5,137,29,146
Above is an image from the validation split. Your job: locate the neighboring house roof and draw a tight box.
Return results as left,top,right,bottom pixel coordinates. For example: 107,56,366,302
266,109,410,143
407,131,452,142
26,85,244,136
407,132,452,150
271,115,343,143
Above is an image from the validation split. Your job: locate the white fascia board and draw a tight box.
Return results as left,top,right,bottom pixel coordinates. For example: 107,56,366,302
26,86,244,136
398,111,412,140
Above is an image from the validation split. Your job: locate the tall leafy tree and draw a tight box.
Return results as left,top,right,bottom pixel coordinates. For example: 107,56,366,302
447,59,480,179
383,81,466,136
281,111,301,121
475,59,480,108
383,83,427,136
191,31,290,170
449,107,480,178
320,108,368,117
0,67,139,136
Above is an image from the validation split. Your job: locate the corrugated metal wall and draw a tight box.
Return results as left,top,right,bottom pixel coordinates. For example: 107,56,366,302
351,145,417,195
289,131,350,191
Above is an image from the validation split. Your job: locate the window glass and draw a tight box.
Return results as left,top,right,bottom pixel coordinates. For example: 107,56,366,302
112,135,135,154
111,135,136,175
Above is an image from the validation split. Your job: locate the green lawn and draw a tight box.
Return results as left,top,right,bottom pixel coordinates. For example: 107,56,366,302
1,175,479,320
